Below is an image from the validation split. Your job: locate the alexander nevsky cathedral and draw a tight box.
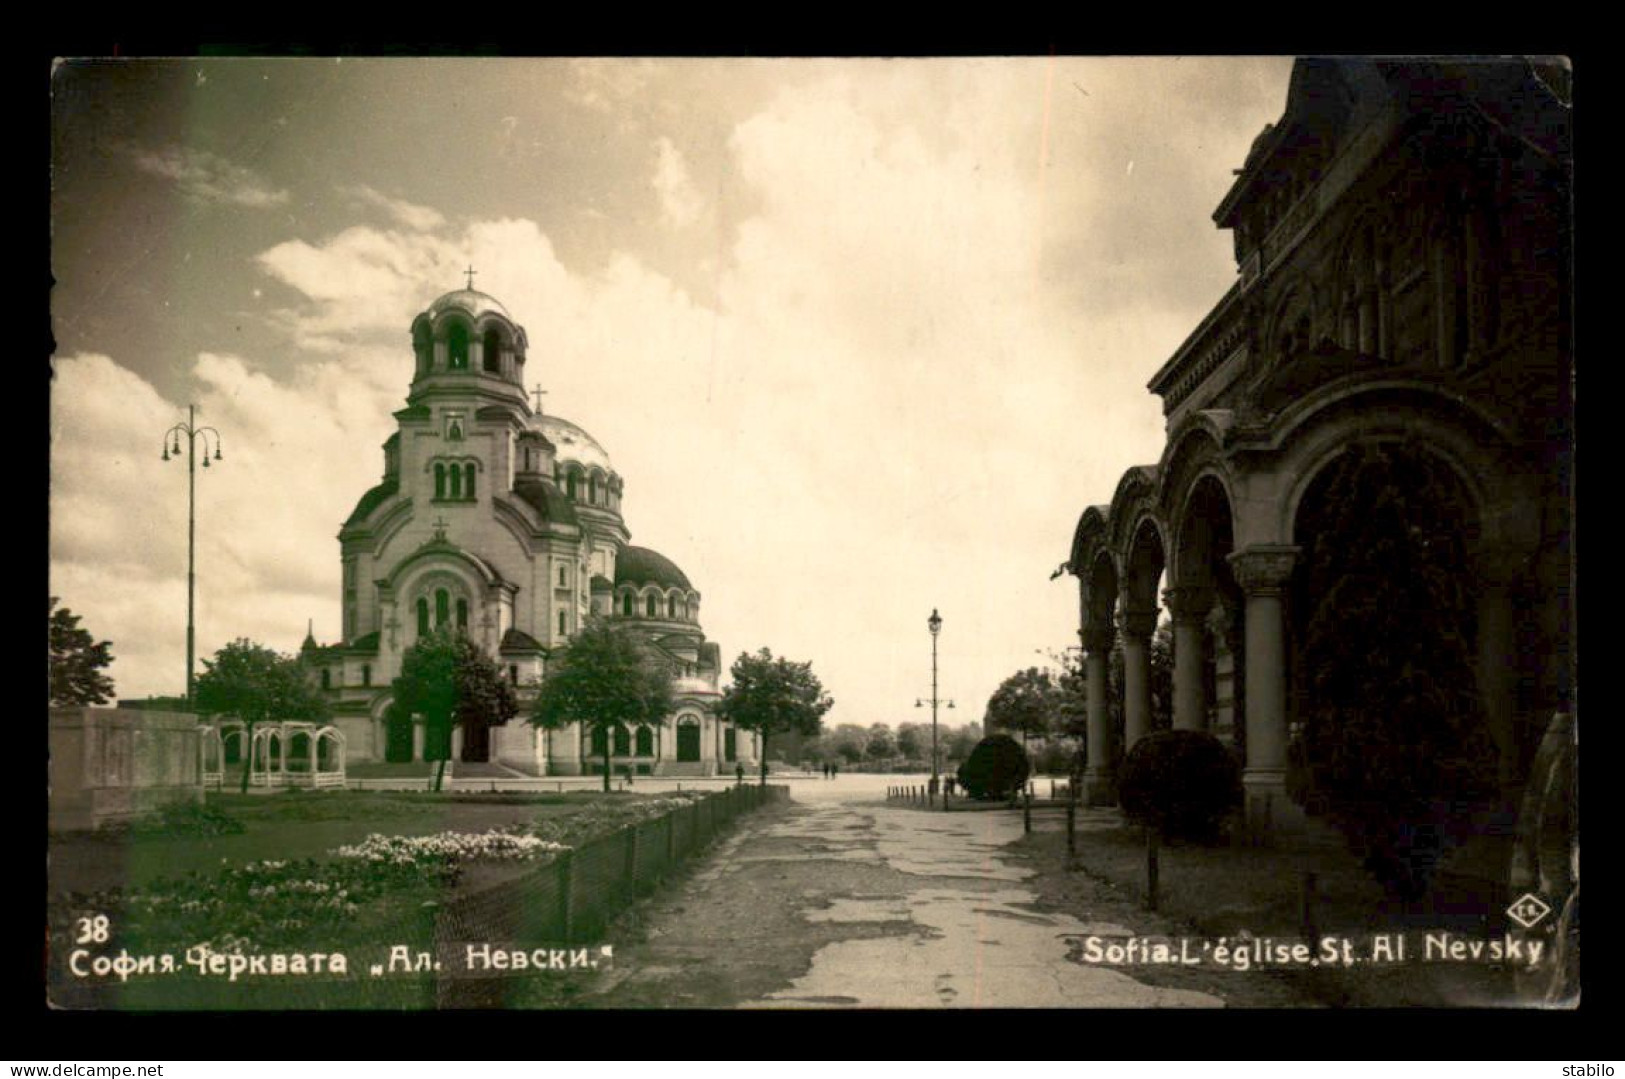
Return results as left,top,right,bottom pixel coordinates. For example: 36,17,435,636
301,283,758,776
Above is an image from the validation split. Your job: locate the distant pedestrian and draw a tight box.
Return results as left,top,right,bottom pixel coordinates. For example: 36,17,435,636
735,762,745,784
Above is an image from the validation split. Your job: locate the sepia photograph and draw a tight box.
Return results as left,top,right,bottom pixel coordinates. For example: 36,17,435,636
46,54,1574,1013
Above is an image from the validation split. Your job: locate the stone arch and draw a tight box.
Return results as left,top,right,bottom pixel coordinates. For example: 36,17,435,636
445,319,472,370
1270,383,1525,553
482,325,503,373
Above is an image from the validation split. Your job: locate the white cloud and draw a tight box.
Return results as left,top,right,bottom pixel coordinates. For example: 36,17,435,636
652,137,705,229
127,144,289,209
50,349,402,698
341,184,447,231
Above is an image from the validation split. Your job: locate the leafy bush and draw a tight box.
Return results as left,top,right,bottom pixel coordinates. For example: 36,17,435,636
1118,730,1241,842
955,734,1030,800
123,799,244,839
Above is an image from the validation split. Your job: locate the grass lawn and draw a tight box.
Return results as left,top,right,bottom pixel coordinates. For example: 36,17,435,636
46,787,722,1010
48,789,663,896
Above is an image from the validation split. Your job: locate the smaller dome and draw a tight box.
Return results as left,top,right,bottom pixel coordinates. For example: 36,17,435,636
534,414,614,474
426,289,512,321
616,546,693,591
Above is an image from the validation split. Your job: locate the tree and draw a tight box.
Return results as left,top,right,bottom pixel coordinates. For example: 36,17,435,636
531,618,672,792
943,724,982,766
895,722,929,763
983,667,1058,755
49,598,116,706
1290,442,1497,899
865,722,895,762
392,626,518,792
716,648,834,784
828,723,870,765
194,639,331,793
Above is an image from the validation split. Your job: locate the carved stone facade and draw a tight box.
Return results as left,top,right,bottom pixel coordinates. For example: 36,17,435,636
1067,59,1571,827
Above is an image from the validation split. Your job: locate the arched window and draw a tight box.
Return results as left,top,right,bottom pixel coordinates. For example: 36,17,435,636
464,463,476,500
482,328,501,373
456,598,468,632
449,463,462,500
362,664,371,687
589,475,598,504
436,589,450,628
417,598,430,637
434,463,446,500
646,595,657,618
566,473,578,500
635,726,654,756
559,566,568,588
413,322,432,375
667,595,677,619
622,594,633,617
447,323,470,370
724,727,736,763
590,726,608,756
612,723,630,756
558,610,567,635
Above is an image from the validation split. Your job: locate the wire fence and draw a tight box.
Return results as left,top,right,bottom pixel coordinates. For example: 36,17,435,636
433,782,789,1006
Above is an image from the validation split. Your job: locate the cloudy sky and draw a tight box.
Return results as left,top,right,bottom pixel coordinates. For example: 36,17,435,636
49,56,1295,729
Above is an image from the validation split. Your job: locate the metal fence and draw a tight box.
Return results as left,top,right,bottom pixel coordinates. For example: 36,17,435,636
435,782,789,950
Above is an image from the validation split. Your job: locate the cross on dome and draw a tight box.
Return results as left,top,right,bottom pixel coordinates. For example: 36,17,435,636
463,265,478,290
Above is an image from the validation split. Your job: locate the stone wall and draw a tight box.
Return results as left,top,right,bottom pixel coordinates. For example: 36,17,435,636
49,707,202,832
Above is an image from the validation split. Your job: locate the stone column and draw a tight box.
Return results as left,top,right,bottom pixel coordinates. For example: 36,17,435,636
1118,606,1158,753
1475,545,1527,793
1082,622,1117,806
1165,585,1213,733
411,718,425,763
1227,546,1299,832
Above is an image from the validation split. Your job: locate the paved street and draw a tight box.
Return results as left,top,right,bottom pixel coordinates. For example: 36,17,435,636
582,773,1306,1008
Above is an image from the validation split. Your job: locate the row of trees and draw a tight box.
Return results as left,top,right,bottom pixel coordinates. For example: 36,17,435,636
801,721,984,768
50,601,833,795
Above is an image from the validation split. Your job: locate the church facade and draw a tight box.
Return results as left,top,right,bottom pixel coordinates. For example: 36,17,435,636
304,285,757,776
1066,59,1571,827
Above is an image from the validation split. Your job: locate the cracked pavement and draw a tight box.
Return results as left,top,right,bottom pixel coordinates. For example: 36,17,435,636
585,777,1307,1008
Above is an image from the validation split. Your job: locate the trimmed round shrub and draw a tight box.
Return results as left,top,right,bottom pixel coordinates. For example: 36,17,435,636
956,734,1031,800
1118,730,1242,842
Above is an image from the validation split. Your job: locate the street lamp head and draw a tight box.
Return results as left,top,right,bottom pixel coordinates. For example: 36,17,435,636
915,699,923,707
161,447,169,461
214,445,222,461
928,608,942,636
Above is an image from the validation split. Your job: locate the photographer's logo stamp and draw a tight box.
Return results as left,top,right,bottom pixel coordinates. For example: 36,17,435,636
1506,893,1552,929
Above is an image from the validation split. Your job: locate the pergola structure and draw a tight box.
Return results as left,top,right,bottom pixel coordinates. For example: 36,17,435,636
200,720,346,789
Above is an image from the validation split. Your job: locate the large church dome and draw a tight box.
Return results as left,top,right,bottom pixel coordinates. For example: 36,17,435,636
533,414,613,473
616,546,693,591
426,288,512,321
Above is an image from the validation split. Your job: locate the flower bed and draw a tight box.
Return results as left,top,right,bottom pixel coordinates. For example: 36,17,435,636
58,828,570,955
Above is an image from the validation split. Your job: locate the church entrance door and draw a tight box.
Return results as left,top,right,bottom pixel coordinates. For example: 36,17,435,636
461,717,491,762
677,722,701,762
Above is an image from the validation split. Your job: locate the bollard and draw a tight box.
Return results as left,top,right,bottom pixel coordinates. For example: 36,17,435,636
1145,829,1160,911
1023,789,1032,834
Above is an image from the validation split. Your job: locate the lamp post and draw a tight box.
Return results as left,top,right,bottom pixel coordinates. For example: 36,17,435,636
162,405,223,706
913,609,955,804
